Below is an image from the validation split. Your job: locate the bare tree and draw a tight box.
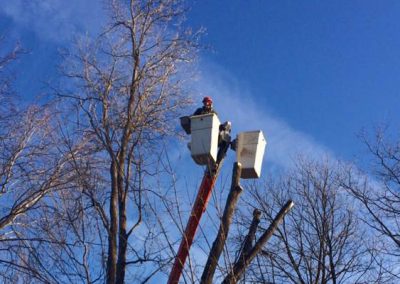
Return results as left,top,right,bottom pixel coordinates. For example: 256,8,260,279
232,159,376,284
0,0,200,281
0,36,84,282
34,0,201,283
342,128,400,281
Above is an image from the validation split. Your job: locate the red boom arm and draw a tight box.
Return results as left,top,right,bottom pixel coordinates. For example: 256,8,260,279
167,170,218,284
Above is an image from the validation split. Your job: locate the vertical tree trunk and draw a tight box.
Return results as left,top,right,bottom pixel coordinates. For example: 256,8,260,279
107,160,119,284
201,162,242,284
116,156,128,284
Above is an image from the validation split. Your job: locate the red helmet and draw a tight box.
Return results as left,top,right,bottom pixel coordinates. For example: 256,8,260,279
202,96,212,104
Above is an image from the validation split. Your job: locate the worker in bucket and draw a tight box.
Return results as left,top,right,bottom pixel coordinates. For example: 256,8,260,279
183,96,231,167
180,96,216,135
194,96,231,164
193,96,217,116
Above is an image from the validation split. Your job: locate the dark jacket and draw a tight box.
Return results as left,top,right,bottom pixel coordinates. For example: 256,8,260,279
193,106,217,116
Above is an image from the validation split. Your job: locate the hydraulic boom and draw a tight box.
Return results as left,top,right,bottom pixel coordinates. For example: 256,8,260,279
167,168,219,284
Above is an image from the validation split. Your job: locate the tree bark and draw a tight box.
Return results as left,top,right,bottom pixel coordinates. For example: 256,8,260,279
107,160,119,284
200,162,242,284
222,200,294,284
116,154,128,284
236,209,261,264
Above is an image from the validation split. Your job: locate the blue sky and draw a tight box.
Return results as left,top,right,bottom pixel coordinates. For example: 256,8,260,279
188,0,400,161
1,1,400,282
2,0,399,167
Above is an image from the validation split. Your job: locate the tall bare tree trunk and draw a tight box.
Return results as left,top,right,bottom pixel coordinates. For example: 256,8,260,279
107,160,119,284
116,154,128,284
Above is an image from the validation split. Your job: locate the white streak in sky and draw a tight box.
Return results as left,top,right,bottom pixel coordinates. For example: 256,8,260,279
192,60,334,170
0,1,335,171
0,0,105,43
